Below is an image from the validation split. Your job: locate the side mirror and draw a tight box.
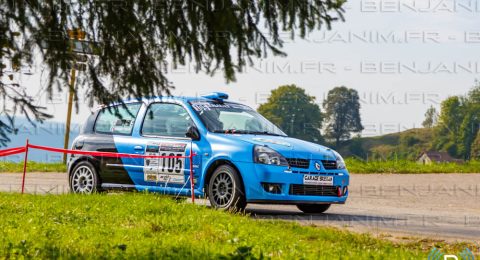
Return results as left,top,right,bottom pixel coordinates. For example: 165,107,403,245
185,126,201,141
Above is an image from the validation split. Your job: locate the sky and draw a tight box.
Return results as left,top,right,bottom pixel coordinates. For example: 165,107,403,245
7,0,480,139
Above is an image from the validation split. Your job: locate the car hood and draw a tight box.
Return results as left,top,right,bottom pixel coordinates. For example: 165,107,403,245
219,134,337,160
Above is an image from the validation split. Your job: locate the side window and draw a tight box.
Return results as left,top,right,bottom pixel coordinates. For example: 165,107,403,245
142,103,193,137
94,103,142,135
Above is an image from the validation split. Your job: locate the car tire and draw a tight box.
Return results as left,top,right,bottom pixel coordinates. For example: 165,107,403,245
69,161,101,194
207,165,246,212
296,204,331,214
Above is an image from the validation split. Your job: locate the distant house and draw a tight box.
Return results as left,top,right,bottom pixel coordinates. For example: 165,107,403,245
417,151,463,165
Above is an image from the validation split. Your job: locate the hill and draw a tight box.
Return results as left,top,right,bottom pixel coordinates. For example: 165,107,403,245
336,128,435,160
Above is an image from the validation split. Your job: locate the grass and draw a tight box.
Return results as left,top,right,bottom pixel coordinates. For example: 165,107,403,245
346,158,480,174
0,193,433,259
0,161,66,173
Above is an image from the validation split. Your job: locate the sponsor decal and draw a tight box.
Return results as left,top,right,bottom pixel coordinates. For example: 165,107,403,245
160,143,187,153
145,173,157,182
191,101,252,112
144,142,187,184
303,175,333,186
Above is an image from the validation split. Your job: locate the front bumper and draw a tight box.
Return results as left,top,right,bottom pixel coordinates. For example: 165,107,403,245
235,162,350,205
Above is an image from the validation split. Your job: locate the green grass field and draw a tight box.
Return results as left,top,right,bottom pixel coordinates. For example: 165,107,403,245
1,160,479,174
0,193,434,259
0,161,66,173
346,158,480,174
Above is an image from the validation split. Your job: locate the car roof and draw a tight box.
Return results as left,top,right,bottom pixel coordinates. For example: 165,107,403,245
97,95,242,110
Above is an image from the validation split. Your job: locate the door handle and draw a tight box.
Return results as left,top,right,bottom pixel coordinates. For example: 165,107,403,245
134,146,144,151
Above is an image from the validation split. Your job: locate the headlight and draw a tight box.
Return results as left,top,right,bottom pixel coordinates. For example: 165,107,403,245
333,150,346,169
254,145,289,166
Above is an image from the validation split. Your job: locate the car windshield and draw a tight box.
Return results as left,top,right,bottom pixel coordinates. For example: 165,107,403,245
191,101,287,136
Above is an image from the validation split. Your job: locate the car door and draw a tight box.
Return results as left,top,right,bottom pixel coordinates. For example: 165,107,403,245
118,101,200,192
91,102,143,185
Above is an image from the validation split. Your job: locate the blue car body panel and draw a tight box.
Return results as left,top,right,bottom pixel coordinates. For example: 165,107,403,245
69,95,350,205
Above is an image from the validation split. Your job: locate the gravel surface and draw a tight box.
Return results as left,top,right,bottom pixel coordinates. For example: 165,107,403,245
2,172,479,242
248,174,480,243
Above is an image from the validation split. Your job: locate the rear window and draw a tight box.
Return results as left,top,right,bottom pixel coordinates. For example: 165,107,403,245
94,103,142,135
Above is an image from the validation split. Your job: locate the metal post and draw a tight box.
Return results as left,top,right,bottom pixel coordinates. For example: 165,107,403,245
21,139,29,194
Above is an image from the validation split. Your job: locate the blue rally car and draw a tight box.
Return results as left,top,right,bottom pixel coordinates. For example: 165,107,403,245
68,92,349,213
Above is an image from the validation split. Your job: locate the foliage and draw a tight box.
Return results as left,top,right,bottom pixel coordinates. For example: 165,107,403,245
470,129,480,160
258,85,323,143
468,79,480,102
0,193,427,259
346,158,480,174
422,105,438,128
400,134,420,147
323,86,363,147
368,145,398,160
434,83,480,159
0,1,346,146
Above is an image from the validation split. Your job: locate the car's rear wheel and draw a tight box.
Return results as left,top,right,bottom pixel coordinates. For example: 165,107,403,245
297,204,331,214
207,165,246,212
70,161,101,194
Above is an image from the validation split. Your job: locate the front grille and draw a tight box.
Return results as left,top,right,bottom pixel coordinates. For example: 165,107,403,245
321,160,337,170
289,184,338,196
286,158,310,169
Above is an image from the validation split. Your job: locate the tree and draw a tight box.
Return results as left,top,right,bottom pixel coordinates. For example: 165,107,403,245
258,85,323,143
0,1,346,146
459,112,479,159
323,86,363,147
422,106,438,128
458,90,480,158
471,131,480,160
434,96,465,156
433,82,480,158
437,96,464,138
468,80,480,103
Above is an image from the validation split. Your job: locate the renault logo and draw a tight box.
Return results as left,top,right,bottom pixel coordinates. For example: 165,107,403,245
314,162,322,171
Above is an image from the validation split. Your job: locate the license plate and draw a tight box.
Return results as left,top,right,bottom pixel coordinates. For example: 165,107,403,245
303,175,333,186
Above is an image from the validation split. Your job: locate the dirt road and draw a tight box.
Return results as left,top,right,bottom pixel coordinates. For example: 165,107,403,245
2,173,479,242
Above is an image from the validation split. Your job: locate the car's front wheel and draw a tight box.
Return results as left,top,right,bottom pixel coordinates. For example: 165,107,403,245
207,165,246,212
297,204,331,214
70,161,101,194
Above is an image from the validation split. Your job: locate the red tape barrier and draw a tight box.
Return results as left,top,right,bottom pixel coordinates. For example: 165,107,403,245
0,140,196,202
28,144,189,159
0,147,26,157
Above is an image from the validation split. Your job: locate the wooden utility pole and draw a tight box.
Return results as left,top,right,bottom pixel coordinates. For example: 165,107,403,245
63,29,85,163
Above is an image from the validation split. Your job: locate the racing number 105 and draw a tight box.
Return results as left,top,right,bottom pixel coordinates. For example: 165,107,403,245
159,153,183,173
